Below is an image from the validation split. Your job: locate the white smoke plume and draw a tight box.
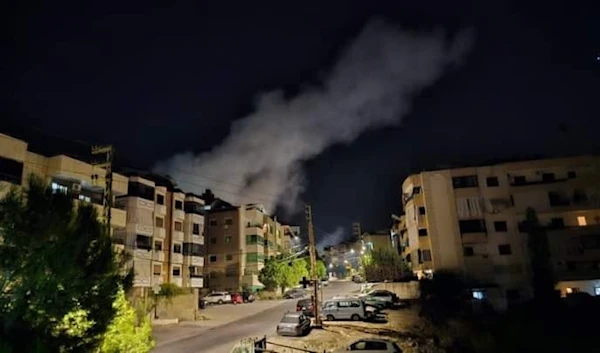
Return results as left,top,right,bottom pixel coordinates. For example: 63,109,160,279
154,19,474,214
317,226,346,250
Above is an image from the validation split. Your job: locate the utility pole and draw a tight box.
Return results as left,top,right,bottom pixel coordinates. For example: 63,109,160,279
305,204,322,327
91,145,114,228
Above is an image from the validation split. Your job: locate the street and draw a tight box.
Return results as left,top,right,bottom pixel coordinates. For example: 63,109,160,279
152,280,361,353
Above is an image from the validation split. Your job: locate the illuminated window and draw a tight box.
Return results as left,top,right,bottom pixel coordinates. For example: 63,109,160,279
577,216,587,226
472,290,486,300
595,287,600,296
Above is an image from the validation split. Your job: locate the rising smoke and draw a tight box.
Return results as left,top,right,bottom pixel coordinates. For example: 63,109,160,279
317,226,345,250
154,19,474,214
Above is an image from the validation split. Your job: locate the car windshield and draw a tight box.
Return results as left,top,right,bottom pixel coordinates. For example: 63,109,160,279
280,315,299,324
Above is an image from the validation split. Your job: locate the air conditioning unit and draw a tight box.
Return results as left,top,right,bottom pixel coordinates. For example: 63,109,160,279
71,183,82,193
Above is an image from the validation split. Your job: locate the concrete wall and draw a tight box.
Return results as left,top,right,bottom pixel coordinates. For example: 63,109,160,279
156,291,199,321
372,281,420,299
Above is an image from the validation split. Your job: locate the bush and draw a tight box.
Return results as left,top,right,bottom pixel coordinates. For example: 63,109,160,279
98,288,154,353
256,290,281,300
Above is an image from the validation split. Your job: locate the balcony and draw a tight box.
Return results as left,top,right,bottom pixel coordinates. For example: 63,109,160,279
155,203,167,216
154,227,166,239
171,253,183,264
173,209,185,220
192,235,204,245
90,203,126,229
171,277,183,287
245,224,264,235
191,277,203,288
153,251,165,262
191,256,204,266
134,249,152,260
152,275,163,286
461,232,487,244
172,230,184,242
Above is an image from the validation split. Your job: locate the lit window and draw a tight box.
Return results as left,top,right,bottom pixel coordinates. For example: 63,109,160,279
595,286,600,296
577,216,587,226
472,290,485,300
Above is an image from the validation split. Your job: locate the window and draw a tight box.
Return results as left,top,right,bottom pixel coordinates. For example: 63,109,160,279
156,194,165,205
422,249,432,262
174,221,183,232
486,176,499,187
513,175,526,185
51,182,68,194
153,264,162,276
565,287,579,294
498,244,512,255
459,219,487,233
154,241,162,251
225,236,232,244
452,175,478,189
472,290,486,300
506,289,520,301
136,235,152,250
172,266,181,277
577,216,587,226
246,252,264,263
594,286,600,296
173,243,182,253
568,171,577,179
192,223,201,235
463,247,474,256
210,237,217,244
413,186,421,194
128,181,155,201
183,243,205,256
0,157,24,184
542,173,555,182
224,218,233,225
419,207,426,215
155,217,164,228
418,228,428,236
226,254,233,261
209,255,217,263
494,221,508,232
209,219,218,227
550,217,565,229
175,200,183,210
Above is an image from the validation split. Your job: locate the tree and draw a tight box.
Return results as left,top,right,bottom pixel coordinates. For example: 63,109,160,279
524,207,556,302
259,258,285,291
316,260,327,278
361,248,409,282
418,270,470,326
98,288,154,353
0,176,129,352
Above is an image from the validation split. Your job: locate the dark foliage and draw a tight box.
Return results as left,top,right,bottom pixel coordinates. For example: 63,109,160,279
0,176,130,352
418,270,471,326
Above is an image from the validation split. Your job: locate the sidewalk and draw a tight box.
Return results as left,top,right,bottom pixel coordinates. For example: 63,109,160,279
152,299,288,347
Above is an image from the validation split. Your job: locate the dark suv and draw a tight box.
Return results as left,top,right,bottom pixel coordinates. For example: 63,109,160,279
296,298,314,317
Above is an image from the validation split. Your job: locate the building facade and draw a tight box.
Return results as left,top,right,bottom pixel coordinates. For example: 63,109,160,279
204,203,289,292
399,156,600,309
114,174,205,294
0,133,128,232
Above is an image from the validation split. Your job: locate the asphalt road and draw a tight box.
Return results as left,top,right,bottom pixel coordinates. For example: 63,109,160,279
152,280,361,353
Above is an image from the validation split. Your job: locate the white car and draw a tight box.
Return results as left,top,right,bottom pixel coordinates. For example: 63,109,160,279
336,339,402,352
203,292,232,305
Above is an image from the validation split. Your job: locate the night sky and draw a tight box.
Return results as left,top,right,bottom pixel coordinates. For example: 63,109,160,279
3,1,599,246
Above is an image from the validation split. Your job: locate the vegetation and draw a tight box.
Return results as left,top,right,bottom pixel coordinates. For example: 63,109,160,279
98,288,154,353
0,176,144,353
150,282,185,318
361,248,409,282
259,257,311,293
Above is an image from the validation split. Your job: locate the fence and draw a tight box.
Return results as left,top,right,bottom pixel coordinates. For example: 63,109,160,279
230,336,323,353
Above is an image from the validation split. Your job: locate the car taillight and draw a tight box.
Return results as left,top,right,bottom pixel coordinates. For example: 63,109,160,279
296,306,302,311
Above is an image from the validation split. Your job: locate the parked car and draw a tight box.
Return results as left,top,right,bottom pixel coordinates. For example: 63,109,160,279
276,312,311,337
203,291,232,305
231,293,244,304
352,274,363,283
333,295,386,311
284,288,307,299
321,277,330,286
335,339,402,352
296,298,314,316
360,290,401,309
321,297,381,321
242,291,256,303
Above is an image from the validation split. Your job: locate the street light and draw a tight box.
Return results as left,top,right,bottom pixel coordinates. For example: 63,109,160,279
360,250,364,255
350,249,355,254
329,263,333,269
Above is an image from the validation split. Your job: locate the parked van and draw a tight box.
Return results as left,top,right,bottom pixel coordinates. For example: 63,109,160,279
321,297,377,321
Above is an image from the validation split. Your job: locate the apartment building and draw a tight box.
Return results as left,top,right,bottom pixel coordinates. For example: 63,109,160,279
399,156,600,309
0,133,128,232
114,173,205,294
204,203,287,292
362,230,396,252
